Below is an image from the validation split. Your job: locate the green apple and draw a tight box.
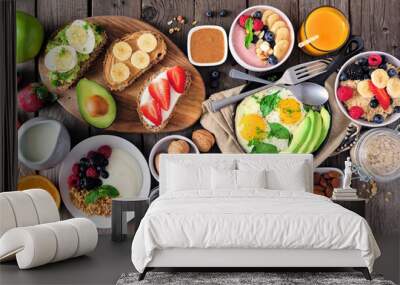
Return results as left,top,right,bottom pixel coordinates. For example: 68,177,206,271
16,11,44,63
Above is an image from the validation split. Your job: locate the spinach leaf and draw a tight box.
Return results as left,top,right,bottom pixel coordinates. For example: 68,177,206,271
259,91,280,116
268,122,291,140
84,185,120,205
248,139,279,153
244,18,254,49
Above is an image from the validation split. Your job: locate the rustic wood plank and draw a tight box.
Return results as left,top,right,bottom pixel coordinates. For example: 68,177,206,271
91,0,141,18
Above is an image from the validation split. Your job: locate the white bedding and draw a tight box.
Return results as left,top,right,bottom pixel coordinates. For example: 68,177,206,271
131,190,380,273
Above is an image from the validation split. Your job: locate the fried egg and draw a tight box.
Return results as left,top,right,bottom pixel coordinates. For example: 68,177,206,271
66,20,95,54
235,86,306,153
44,45,78,73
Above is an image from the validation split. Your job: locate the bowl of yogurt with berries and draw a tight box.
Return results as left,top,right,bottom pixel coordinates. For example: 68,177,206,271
229,5,294,72
335,51,400,127
59,135,150,228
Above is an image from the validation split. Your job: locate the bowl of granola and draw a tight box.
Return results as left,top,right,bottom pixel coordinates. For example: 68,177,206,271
335,51,400,127
229,5,294,72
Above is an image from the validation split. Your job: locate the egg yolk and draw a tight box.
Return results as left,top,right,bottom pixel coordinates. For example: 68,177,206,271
278,98,303,125
239,114,267,141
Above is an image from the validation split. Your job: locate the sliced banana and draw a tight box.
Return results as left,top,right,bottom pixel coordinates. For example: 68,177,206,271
270,20,286,34
261,10,274,25
130,50,150,70
387,77,400,98
137,33,158,53
275,27,290,42
110,62,130,83
266,13,280,29
112,42,132,61
273,40,289,60
371,68,389,89
357,80,374,98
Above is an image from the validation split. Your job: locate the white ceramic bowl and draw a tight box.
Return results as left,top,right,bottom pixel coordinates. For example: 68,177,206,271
229,5,295,72
149,135,199,181
59,135,151,229
187,25,228,66
335,51,400,127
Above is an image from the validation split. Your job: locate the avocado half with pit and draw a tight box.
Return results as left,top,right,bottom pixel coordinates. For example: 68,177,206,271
76,78,117,129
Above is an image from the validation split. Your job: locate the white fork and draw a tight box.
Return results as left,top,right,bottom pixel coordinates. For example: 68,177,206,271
209,59,331,112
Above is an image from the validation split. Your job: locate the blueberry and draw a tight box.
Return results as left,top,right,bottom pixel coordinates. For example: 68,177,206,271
373,114,384,124
388,68,397,77
268,39,275,48
251,34,259,44
268,55,278,65
96,166,104,173
379,63,387,69
79,172,85,178
219,9,228,17
100,170,109,179
79,178,87,189
394,106,400,113
210,70,220,80
262,26,269,32
339,72,348,81
252,11,262,19
210,79,219,89
79,165,87,172
369,98,379,108
205,10,213,17
80,157,90,167
263,31,274,42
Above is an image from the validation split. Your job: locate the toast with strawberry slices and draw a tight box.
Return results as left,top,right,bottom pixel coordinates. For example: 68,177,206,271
137,66,191,132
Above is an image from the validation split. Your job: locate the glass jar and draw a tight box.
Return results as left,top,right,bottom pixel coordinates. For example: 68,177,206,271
350,128,400,182
298,6,350,56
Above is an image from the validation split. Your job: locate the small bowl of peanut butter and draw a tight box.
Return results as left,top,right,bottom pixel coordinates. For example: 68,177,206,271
187,25,228,66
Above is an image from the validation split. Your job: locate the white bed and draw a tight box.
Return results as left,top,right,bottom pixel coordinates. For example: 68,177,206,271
131,154,380,280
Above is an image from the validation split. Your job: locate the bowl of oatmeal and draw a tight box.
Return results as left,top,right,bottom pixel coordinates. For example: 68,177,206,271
229,5,294,72
350,128,400,182
335,51,400,127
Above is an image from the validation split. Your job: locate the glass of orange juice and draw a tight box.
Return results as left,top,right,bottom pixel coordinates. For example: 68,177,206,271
298,6,350,56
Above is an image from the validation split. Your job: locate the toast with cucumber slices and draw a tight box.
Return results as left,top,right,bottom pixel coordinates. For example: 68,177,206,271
103,31,167,91
137,66,191,132
43,20,107,91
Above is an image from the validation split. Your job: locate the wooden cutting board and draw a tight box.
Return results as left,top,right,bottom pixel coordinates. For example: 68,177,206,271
38,16,206,133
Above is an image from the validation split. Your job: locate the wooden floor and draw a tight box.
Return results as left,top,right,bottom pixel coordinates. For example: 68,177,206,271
15,0,400,284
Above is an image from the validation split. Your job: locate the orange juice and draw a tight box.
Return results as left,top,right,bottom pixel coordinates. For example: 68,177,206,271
298,6,350,56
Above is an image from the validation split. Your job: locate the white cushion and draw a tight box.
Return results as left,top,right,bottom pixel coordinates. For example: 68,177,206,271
237,157,311,192
23,189,59,224
212,168,236,190
236,169,267,189
0,196,17,237
0,218,97,269
0,192,39,227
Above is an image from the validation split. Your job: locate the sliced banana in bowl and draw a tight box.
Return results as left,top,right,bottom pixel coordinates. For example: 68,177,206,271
371,68,389,89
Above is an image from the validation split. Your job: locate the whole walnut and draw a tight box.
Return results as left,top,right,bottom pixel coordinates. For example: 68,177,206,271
192,129,215,152
168,140,190,154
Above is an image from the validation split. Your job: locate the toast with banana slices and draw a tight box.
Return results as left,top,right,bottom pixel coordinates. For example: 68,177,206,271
137,66,192,132
103,31,167,91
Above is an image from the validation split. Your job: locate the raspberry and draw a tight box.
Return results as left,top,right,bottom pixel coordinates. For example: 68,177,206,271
348,106,364,119
68,174,78,188
87,150,97,159
253,19,264,31
86,166,98,178
97,145,112,159
71,163,80,175
337,86,353,101
239,15,250,28
368,54,382,67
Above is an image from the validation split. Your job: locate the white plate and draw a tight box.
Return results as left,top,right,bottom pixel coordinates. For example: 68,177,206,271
59,135,151,229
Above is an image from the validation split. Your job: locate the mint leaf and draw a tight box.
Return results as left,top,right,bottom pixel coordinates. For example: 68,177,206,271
259,91,281,116
84,185,119,205
249,139,279,153
244,18,254,49
268,122,290,140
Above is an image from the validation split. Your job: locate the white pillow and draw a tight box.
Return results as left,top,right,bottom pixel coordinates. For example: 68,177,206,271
211,169,267,190
236,169,267,189
168,163,211,191
237,159,309,191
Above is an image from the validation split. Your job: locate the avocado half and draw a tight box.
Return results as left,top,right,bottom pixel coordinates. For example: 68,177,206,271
76,78,117,129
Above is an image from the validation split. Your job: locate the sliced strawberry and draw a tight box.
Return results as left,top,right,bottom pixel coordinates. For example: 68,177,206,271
368,81,390,110
167,66,186,93
140,99,162,126
148,79,170,110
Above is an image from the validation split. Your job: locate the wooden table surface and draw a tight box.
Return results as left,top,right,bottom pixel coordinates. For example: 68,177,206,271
16,0,399,282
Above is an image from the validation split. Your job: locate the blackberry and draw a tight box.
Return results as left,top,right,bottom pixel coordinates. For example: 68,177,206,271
346,64,364,80
394,106,400,113
369,98,379,108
